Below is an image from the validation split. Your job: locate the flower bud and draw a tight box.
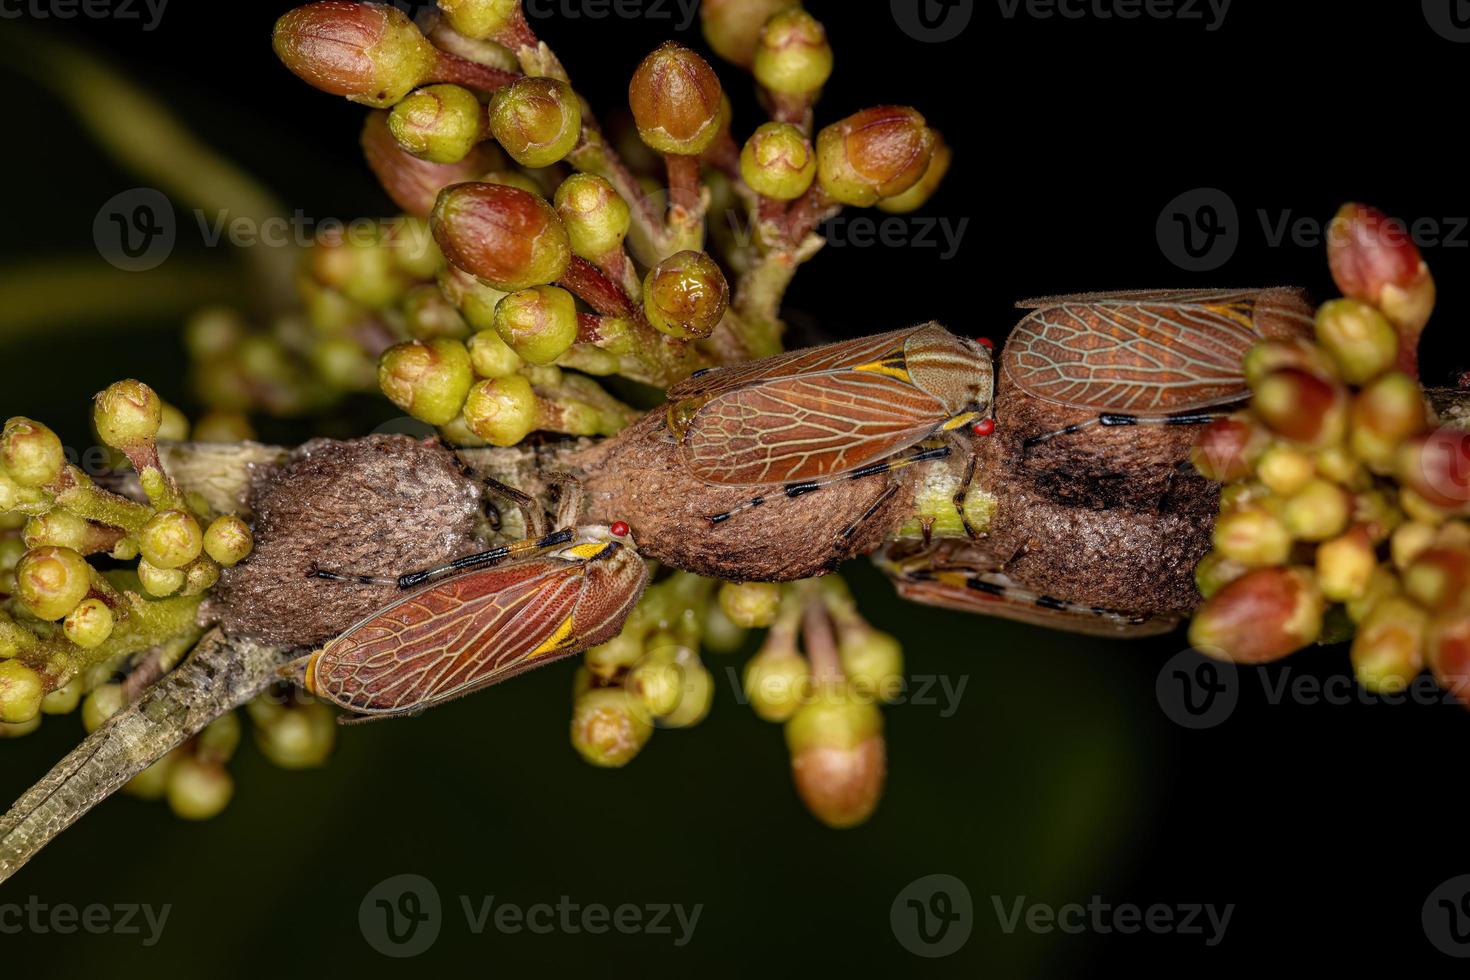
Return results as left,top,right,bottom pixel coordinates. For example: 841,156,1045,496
251,700,337,768
463,375,538,446
1313,299,1398,384
718,581,781,628
272,2,437,108
166,757,234,821
1188,566,1323,663
492,286,578,365
432,182,571,291
1316,525,1377,602
1426,609,1470,706
487,76,582,168
1213,504,1291,567
93,379,162,450
1350,596,1426,694
816,107,935,207
626,648,684,719
139,510,204,571
63,598,115,649
81,682,126,733
1255,444,1315,496
1281,478,1351,542
744,644,810,723
136,558,184,597
196,712,243,766
1,418,64,488
1190,415,1263,482
378,338,475,426
1403,547,1470,613
628,42,725,156
1396,428,1470,513
878,132,952,215
204,515,254,568
1391,520,1437,571
40,676,83,716
1251,369,1347,449
753,8,833,95
467,329,523,378
1349,371,1427,473
661,660,713,728
554,174,632,261
571,687,653,767
1194,549,1247,599
739,122,817,201
838,628,903,703
1316,445,1369,490
701,0,799,67
643,250,729,339
1242,338,1337,388
1327,202,1436,374
585,630,646,681
701,601,748,654
124,754,178,801
438,0,517,40
362,110,502,217
389,84,486,164
16,546,92,621
403,284,469,342
785,687,885,829
0,660,44,724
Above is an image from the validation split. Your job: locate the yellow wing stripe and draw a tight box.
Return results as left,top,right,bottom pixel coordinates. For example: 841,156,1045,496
852,359,912,382
527,613,577,660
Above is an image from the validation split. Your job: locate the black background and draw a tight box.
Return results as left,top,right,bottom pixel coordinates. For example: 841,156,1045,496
2,1,1468,975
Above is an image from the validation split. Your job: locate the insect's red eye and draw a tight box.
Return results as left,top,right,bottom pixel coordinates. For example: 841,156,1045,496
976,336,995,349
972,419,996,436
611,521,630,537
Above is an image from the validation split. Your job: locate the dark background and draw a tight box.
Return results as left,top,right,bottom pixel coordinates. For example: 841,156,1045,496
2,1,1468,975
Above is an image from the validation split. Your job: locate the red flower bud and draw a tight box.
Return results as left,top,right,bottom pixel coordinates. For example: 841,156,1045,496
431,182,572,292
1396,428,1470,512
361,111,501,217
1252,368,1347,448
1326,203,1436,376
1188,566,1324,664
816,106,935,207
628,42,725,156
1191,415,1263,482
272,2,436,108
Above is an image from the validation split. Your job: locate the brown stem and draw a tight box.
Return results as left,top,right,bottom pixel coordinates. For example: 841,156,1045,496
428,50,520,92
665,153,703,222
801,584,844,684
559,256,635,318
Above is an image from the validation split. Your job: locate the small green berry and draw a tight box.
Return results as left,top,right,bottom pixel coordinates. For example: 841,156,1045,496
166,756,234,820
63,598,115,650
0,659,44,724
378,338,476,426
15,546,92,621
570,687,652,767
462,375,538,447
137,558,185,597
93,380,162,450
467,329,524,378
492,286,579,365
554,174,632,261
740,122,817,201
753,8,833,95
40,676,84,715
139,510,204,571
390,84,486,164
203,515,254,568
438,0,518,40
1,417,64,488
643,250,729,340
487,76,582,169
718,581,781,628
81,682,126,732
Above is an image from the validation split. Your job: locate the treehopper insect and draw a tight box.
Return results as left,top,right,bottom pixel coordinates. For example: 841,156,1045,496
662,322,994,538
285,481,647,720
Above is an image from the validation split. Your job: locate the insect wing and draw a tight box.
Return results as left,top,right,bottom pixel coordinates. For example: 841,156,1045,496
889,571,1180,638
1002,291,1271,414
666,327,918,402
313,556,585,715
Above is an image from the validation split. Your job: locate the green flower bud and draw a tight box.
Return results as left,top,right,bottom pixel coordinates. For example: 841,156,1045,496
402,284,470,342
467,329,524,378
839,628,904,703
63,598,115,650
378,338,475,426
1351,596,1427,694
137,558,185,597
554,174,632,260
93,379,162,450
1213,504,1292,567
124,753,178,800
744,645,810,722
878,132,952,214
191,411,256,444
628,42,724,156
718,581,781,628
387,215,447,278
784,687,885,829
40,676,83,715
438,0,518,39
1281,478,1351,542
753,8,833,95
487,76,583,169
816,107,935,207
701,601,748,654
1314,298,1399,384
157,402,191,442
389,84,487,164
739,122,816,201
1350,371,1427,473
481,169,544,194
1316,526,1377,602
432,182,572,291
701,0,800,68
203,515,254,568
661,660,713,729
183,559,221,597
0,660,44,724
362,109,502,217
627,649,684,719
463,375,538,446
492,286,579,365
139,510,204,571
166,757,234,821
439,266,508,331
16,546,92,621
251,701,337,769
81,682,126,733
23,510,95,553
272,1,436,108
570,687,653,767
1,418,64,488
1194,549,1247,599
643,250,729,340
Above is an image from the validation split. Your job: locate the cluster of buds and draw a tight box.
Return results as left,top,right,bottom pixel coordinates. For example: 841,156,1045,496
1189,204,1469,703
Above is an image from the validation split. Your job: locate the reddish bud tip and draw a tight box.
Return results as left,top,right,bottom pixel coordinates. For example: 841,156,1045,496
1326,202,1436,376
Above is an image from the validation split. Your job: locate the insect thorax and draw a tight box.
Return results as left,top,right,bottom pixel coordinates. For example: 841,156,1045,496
904,327,994,416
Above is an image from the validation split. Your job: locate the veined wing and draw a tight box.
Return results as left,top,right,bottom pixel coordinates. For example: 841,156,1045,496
666,327,922,402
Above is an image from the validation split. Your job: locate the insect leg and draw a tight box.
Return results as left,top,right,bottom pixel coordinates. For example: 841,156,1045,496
703,445,952,527
310,528,577,590
836,483,901,545
482,477,548,541
1022,411,1228,450
546,473,586,531
952,454,980,539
